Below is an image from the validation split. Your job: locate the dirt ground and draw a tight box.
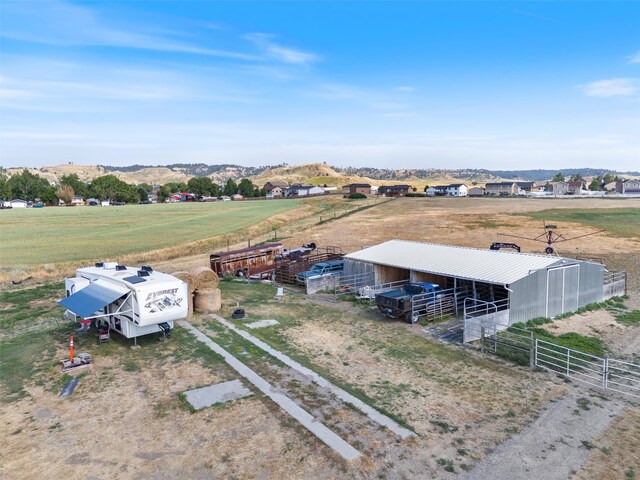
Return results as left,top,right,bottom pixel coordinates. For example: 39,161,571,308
0,337,348,480
573,407,640,480
3,196,639,480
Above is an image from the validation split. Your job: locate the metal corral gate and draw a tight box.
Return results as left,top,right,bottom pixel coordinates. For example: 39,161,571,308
477,323,640,400
332,271,376,297
410,287,465,323
535,340,640,399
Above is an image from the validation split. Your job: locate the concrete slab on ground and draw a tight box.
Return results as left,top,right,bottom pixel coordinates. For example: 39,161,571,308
177,320,362,461
211,314,416,439
245,319,279,329
183,379,252,410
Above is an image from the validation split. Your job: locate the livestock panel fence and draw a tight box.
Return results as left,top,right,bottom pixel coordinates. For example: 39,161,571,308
410,287,466,323
470,320,640,400
603,271,627,299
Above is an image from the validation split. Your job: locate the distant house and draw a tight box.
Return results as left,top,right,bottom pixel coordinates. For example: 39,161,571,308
170,192,197,202
446,184,468,197
425,186,447,196
264,182,288,197
468,187,485,196
515,181,537,192
343,183,372,195
551,182,570,196
10,199,28,208
101,200,110,207
379,185,413,197
270,186,285,197
285,184,325,197
485,182,518,196
616,179,640,194
604,181,617,192
231,194,244,200
567,181,586,195
71,195,84,206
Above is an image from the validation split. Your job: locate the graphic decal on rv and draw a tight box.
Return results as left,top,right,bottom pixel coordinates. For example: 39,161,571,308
144,289,183,313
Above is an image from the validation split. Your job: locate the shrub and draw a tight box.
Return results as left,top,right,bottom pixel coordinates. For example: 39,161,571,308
347,192,367,199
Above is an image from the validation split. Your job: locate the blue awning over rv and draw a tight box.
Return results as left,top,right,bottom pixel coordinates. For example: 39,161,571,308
58,281,130,318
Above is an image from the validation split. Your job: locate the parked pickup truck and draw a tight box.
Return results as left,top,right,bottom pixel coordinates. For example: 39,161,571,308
295,260,344,284
375,282,441,323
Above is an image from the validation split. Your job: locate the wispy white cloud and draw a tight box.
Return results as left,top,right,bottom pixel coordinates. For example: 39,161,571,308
628,51,640,64
1,1,257,60
245,33,319,65
577,78,639,97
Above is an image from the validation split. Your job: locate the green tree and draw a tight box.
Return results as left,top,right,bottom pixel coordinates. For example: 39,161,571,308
588,179,601,191
569,173,583,182
137,186,149,202
89,175,139,203
602,173,615,184
138,183,153,193
7,169,52,201
164,182,188,193
223,178,238,196
39,184,58,204
59,173,87,197
238,178,255,197
0,175,11,200
187,177,215,197
156,185,171,203
210,182,221,197
552,172,565,182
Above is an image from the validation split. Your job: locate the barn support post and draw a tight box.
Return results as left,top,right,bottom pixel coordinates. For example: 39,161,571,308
480,327,485,354
453,278,458,317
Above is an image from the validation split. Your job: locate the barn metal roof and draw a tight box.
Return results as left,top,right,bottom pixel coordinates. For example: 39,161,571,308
344,240,565,285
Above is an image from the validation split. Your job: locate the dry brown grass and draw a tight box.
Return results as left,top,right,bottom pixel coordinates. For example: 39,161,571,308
573,407,640,480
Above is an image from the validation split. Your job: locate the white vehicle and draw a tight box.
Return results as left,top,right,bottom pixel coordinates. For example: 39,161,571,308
59,262,188,341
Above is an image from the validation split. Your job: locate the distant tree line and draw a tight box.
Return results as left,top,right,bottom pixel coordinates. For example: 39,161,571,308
551,171,620,191
0,169,268,204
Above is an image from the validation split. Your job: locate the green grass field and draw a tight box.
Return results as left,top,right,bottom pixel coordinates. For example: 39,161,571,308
520,208,640,239
0,200,308,266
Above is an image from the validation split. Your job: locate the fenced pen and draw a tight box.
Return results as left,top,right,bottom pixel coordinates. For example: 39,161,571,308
470,320,640,400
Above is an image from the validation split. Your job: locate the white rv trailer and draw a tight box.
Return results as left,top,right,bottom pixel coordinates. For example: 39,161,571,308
59,262,188,340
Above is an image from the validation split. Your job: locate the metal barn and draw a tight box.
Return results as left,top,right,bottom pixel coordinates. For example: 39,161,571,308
343,240,609,327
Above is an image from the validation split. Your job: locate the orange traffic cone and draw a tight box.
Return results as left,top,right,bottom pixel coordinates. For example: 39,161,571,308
69,336,74,363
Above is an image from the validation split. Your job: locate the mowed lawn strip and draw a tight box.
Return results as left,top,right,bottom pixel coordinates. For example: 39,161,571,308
0,200,306,266
519,208,640,240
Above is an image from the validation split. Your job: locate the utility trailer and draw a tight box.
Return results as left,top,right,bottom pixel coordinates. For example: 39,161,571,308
59,262,188,341
210,243,284,278
274,246,344,284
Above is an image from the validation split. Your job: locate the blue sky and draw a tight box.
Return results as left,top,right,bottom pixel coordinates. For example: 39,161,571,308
0,1,638,170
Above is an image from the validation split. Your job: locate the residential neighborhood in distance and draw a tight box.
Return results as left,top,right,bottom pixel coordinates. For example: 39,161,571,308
1,163,639,209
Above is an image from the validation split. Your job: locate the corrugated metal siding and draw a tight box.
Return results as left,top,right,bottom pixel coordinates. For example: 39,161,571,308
563,265,580,313
345,240,562,285
508,269,547,324
578,262,604,306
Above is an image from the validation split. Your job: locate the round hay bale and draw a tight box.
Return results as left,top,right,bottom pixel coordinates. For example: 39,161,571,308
191,266,220,290
173,271,196,293
194,288,222,313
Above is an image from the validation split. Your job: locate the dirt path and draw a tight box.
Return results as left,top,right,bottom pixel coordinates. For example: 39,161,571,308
460,389,628,480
